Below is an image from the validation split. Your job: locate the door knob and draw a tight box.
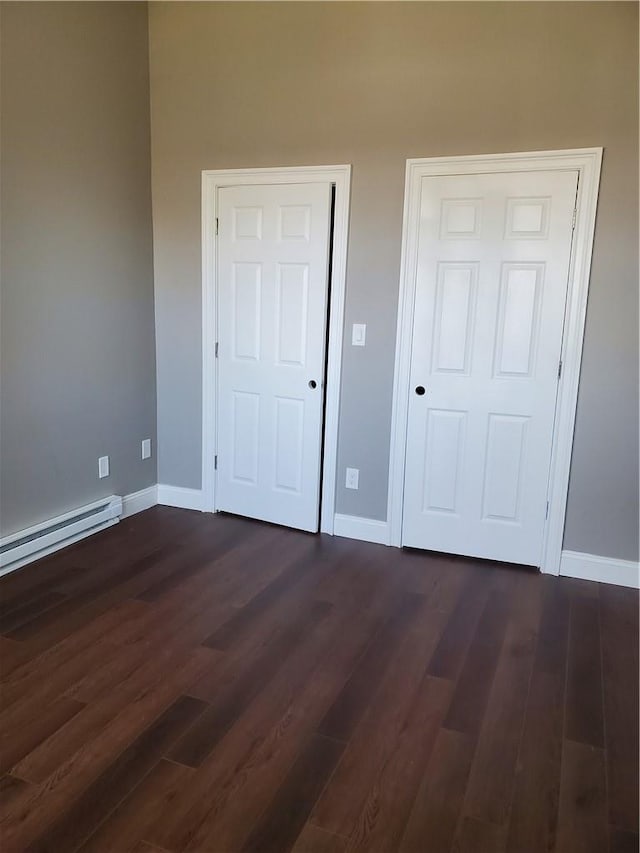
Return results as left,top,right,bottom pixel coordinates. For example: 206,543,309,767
308,380,317,389
415,385,426,396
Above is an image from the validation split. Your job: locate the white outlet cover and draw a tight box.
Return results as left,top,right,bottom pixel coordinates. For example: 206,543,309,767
351,323,366,346
98,456,110,479
142,438,152,460
345,467,359,490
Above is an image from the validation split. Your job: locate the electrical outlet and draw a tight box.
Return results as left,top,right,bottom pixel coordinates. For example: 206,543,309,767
98,456,110,479
345,467,359,490
141,438,152,460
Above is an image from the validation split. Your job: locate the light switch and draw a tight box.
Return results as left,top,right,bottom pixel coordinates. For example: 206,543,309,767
352,323,366,346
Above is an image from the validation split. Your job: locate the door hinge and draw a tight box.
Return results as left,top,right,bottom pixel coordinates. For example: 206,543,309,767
214,455,218,470
545,501,549,520
215,217,219,236
215,341,219,358
571,208,577,230
557,359,563,379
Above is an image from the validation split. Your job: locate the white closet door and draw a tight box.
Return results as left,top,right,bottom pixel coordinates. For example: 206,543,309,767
216,182,331,532
402,170,578,565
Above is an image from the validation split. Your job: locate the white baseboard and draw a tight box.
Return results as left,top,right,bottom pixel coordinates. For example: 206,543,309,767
157,484,205,512
333,513,391,546
560,550,639,589
121,485,158,518
122,484,208,517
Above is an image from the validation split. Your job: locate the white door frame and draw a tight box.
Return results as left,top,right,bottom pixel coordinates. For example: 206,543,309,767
387,148,602,574
202,165,351,534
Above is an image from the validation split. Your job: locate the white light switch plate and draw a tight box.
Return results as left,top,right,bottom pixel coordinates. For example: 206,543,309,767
98,456,110,479
142,438,152,460
351,323,366,346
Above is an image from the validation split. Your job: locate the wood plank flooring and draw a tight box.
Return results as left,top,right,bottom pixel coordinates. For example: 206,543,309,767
0,506,637,852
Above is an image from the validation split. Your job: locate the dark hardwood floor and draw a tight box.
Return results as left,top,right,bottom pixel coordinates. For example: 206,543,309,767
0,506,637,852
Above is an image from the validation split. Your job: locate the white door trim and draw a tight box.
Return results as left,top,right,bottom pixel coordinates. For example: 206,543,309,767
202,165,351,534
388,148,603,574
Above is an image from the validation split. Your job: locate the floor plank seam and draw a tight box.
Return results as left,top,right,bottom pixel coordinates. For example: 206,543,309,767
596,587,614,844
140,841,173,853
491,585,543,845
74,759,163,853
556,589,575,851
306,817,350,841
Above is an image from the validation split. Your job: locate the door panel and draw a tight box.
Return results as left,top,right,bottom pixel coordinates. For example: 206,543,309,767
402,170,578,565
421,409,467,514
232,263,261,360
216,183,331,532
432,263,477,374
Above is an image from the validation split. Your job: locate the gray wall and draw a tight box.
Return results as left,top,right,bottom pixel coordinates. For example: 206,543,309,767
149,1,639,562
0,2,157,536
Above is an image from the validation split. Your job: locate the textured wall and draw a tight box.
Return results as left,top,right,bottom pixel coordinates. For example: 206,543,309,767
1,2,157,535
147,1,638,560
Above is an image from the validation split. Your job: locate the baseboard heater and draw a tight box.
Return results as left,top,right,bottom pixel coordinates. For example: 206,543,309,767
0,495,123,577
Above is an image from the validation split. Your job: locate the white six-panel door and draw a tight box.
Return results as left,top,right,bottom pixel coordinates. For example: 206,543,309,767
216,183,332,532
402,170,579,565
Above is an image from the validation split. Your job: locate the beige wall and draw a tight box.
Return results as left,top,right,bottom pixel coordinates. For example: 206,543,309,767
149,1,638,561
1,2,156,535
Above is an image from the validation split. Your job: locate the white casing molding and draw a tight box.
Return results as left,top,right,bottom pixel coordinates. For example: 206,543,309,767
121,486,158,518
560,550,640,589
156,485,205,512
333,514,391,546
